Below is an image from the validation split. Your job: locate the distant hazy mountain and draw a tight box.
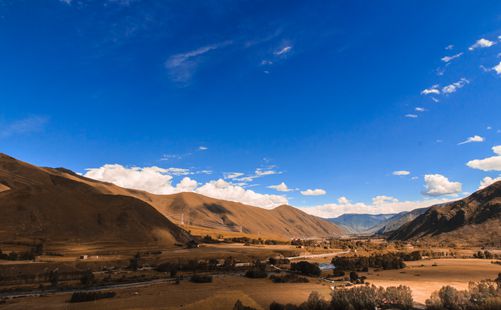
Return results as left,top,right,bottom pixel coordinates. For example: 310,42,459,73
390,181,501,245
328,213,396,234
370,207,429,235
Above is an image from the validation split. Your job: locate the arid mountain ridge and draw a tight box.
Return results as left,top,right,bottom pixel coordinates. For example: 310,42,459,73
0,153,344,248
390,180,501,245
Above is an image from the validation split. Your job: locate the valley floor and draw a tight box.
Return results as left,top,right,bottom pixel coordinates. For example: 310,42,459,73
1,258,500,309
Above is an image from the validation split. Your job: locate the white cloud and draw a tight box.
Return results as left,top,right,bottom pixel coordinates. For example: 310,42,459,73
261,60,273,65
268,182,293,192
478,176,501,189
422,174,462,196
84,165,287,208
442,78,469,94
445,44,454,50
299,196,450,218
165,41,232,83
431,97,439,103
224,172,244,179
393,170,410,176
441,52,463,63
274,46,292,56
300,188,326,196
466,146,501,171
176,177,198,192
163,168,192,176
230,168,282,183
198,146,208,151
372,195,399,205
337,196,350,204
458,135,484,145
196,179,287,209
493,61,501,75
405,114,418,118
0,116,48,139
469,38,495,51
84,164,184,195
421,85,440,95
415,107,426,112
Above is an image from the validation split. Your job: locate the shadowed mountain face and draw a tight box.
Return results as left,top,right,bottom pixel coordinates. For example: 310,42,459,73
328,214,396,234
142,193,345,240
371,208,429,235
0,153,345,245
0,153,191,247
390,181,501,245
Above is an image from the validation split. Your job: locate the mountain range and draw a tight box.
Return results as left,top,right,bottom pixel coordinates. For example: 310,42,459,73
0,153,344,249
390,181,501,246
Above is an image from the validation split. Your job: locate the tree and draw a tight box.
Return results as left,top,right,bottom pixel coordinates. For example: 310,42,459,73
48,268,59,288
129,252,141,271
80,269,95,286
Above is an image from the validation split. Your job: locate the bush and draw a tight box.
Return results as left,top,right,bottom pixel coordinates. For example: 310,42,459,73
426,281,501,310
190,274,213,283
70,291,116,303
332,253,406,271
80,270,95,286
331,285,413,310
291,261,321,276
233,300,257,310
332,270,345,277
270,292,329,310
245,269,267,279
270,274,309,283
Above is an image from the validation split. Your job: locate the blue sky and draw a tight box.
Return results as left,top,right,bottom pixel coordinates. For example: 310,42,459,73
1,0,501,217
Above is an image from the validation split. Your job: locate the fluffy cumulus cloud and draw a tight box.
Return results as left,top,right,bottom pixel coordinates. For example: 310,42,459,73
84,165,287,208
337,196,350,204
422,174,462,196
84,164,188,194
442,78,469,94
467,146,501,171
393,170,410,176
300,188,326,196
196,179,287,209
458,135,484,145
469,38,495,51
299,196,450,218
268,182,293,192
478,176,501,189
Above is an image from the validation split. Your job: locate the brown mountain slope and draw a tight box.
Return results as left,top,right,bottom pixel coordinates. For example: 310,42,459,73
0,153,344,244
32,163,345,240
0,153,191,248
131,192,345,240
389,181,501,245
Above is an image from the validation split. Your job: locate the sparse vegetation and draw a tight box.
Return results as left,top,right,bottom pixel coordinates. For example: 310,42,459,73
190,274,213,283
270,286,413,310
269,274,309,283
331,253,406,271
70,291,116,303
